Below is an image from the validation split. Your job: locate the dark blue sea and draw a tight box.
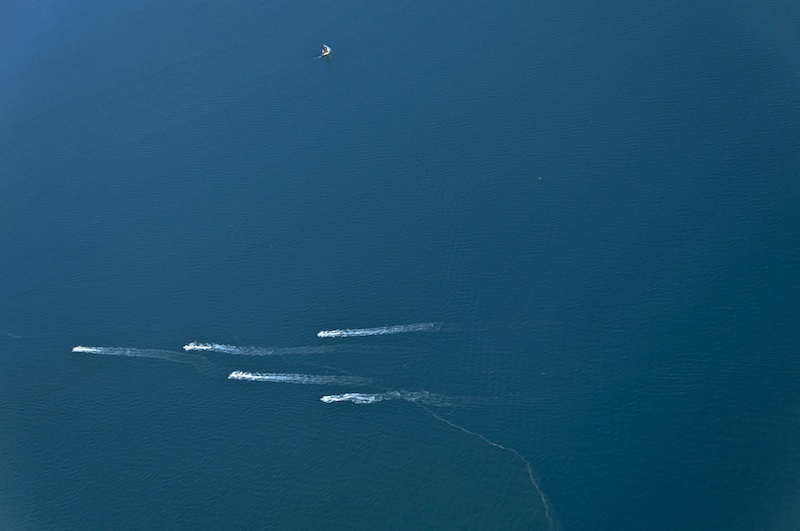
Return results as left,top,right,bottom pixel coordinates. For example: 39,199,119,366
2,1,799,529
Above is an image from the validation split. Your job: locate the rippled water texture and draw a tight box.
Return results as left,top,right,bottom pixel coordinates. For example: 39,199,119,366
1,0,799,529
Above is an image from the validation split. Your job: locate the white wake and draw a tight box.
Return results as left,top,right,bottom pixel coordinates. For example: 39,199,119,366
183,342,340,355
317,322,441,338
227,371,370,386
72,346,103,353
320,390,449,405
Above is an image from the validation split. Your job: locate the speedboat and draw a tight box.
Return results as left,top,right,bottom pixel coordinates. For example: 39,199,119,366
321,44,331,57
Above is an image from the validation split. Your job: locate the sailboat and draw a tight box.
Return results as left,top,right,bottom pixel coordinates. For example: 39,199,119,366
320,44,331,57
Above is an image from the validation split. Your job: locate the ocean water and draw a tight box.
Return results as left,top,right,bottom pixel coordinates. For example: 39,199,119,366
1,0,799,529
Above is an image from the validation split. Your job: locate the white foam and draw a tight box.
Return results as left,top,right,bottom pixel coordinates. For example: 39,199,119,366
320,390,448,405
183,342,216,351
320,393,384,404
227,371,370,386
72,346,101,353
184,342,250,354
184,342,339,356
73,346,146,357
317,322,441,338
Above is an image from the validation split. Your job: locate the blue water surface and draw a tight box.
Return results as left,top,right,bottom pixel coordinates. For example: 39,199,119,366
1,0,799,529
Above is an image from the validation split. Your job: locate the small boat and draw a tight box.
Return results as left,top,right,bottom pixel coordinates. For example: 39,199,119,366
321,44,332,57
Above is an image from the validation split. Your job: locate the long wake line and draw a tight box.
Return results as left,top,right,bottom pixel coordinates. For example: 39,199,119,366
320,390,449,406
228,371,370,386
184,342,340,356
419,405,556,531
72,345,219,376
317,322,441,338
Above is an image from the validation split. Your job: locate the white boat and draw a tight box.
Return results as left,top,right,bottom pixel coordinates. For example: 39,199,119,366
321,44,331,57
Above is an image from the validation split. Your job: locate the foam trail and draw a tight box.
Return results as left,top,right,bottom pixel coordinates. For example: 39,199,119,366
72,346,103,353
317,322,441,338
228,371,370,386
184,342,340,356
72,346,220,377
320,390,449,406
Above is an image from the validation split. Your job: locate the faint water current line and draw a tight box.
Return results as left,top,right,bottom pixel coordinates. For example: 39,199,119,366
72,346,220,377
272,356,554,528
419,405,555,531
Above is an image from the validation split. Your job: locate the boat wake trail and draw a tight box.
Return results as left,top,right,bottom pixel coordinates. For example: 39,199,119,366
317,322,442,338
228,371,371,386
184,342,340,356
72,346,220,377
320,390,450,406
